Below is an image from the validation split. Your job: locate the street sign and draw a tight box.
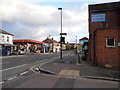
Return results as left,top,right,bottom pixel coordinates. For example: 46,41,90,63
77,44,82,51
60,33,67,35
91,13,105,22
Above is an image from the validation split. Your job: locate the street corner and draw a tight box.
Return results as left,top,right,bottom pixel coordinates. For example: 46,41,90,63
29,58,58,75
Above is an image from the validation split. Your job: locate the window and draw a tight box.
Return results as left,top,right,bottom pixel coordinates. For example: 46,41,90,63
2,35,5,42
101,22,108,28
106,38,115,47
7,36,9,42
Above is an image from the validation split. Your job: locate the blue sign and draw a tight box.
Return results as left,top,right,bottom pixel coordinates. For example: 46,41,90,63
79,40,88,43
91,14,105,22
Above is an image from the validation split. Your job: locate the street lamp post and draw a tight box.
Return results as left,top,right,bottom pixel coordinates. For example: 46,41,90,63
76,36,77,54
58,7,62,59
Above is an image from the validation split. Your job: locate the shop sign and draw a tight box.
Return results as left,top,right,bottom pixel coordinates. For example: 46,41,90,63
91,13,105,22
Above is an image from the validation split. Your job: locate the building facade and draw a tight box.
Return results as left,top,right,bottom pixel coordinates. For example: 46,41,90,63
13,39,45,53
79,37,89,60
89,2,120,67
0,29,14,55
43,37,61,53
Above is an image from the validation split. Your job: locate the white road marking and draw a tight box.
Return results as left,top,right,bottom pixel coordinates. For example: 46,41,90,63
7,76,17,81
0,64,27,72
0,61,10,64
0,81,4,84
20,71,28,76
0,55,25,59
35,59,48,63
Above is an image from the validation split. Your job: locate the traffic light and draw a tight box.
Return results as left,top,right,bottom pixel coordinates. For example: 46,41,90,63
60,37,65,43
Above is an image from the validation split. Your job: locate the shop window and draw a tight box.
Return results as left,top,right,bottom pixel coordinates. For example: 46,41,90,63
106,38,115,47
7,36,9,42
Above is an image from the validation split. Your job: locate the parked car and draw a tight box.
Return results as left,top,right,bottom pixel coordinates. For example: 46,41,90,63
18,50,25,55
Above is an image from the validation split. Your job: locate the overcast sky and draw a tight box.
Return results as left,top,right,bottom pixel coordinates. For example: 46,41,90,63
0,0,119,43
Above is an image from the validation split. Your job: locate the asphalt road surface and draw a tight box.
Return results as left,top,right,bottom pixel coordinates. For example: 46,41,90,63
1,51,70,82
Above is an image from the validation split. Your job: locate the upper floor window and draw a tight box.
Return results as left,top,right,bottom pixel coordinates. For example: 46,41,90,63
7,36,9,42
2,35,5,42
106,38,115,47
101,22,108,28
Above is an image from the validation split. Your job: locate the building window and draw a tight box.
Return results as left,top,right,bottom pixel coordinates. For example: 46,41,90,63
7,36,9,42
101,22,108,28
106,38,115,47
2,35,5,42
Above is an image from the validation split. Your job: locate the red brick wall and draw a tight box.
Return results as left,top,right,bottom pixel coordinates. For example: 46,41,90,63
89,2,120,67
96,29,120,67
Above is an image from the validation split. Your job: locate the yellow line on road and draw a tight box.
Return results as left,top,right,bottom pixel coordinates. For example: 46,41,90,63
29,58,57,73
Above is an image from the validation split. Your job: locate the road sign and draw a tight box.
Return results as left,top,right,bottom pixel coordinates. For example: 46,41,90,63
77,44,82,51
60,33,67,35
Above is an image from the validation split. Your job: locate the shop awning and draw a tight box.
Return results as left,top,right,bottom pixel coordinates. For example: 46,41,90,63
13,39,45,44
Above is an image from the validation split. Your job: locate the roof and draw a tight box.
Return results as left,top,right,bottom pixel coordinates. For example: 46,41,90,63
43,37,58,43
0,29,14,36
79,37,89,40
89,2,120,12
13,39,45,44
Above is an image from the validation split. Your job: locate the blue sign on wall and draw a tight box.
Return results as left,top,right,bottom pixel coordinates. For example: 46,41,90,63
79,40,88,43
91,14,105,22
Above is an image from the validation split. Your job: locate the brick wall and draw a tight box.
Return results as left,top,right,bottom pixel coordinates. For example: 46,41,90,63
96,29,120,67
89,2,120,67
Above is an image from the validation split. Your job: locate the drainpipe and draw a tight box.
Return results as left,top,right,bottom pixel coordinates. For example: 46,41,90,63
93,30,98,66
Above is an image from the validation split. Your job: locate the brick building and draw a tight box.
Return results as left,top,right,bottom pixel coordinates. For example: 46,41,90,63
88,2,120,67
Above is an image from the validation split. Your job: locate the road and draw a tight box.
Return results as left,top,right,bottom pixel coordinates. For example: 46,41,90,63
0,50,119,89
1,51,70,82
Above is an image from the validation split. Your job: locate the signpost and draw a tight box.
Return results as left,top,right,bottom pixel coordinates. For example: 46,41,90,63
60,33,67,35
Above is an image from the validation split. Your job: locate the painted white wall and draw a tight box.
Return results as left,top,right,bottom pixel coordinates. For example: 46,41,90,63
0,33,13,44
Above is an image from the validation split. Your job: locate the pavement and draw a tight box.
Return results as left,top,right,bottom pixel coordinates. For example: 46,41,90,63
38,51,120,82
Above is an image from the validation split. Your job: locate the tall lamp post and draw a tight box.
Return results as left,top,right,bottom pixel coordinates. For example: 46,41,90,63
58,7,62,59
76,36,77,54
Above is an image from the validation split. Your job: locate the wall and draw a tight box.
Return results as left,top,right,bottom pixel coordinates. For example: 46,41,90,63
1,33,13,44
96,29,120,67
89,2,120,67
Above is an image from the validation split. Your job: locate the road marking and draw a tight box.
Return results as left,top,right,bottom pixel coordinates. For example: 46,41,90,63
20,71,28,76
0,61,10,64
0,64,27,72
7,76,17,81
35,59,48,63
0,81,4,84
30,57,58,73
0,55,25,59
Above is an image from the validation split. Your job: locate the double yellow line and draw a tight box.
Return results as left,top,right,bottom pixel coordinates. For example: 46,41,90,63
29,58,57,73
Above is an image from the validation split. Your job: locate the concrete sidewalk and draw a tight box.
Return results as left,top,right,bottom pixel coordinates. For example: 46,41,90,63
40,52,120,82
